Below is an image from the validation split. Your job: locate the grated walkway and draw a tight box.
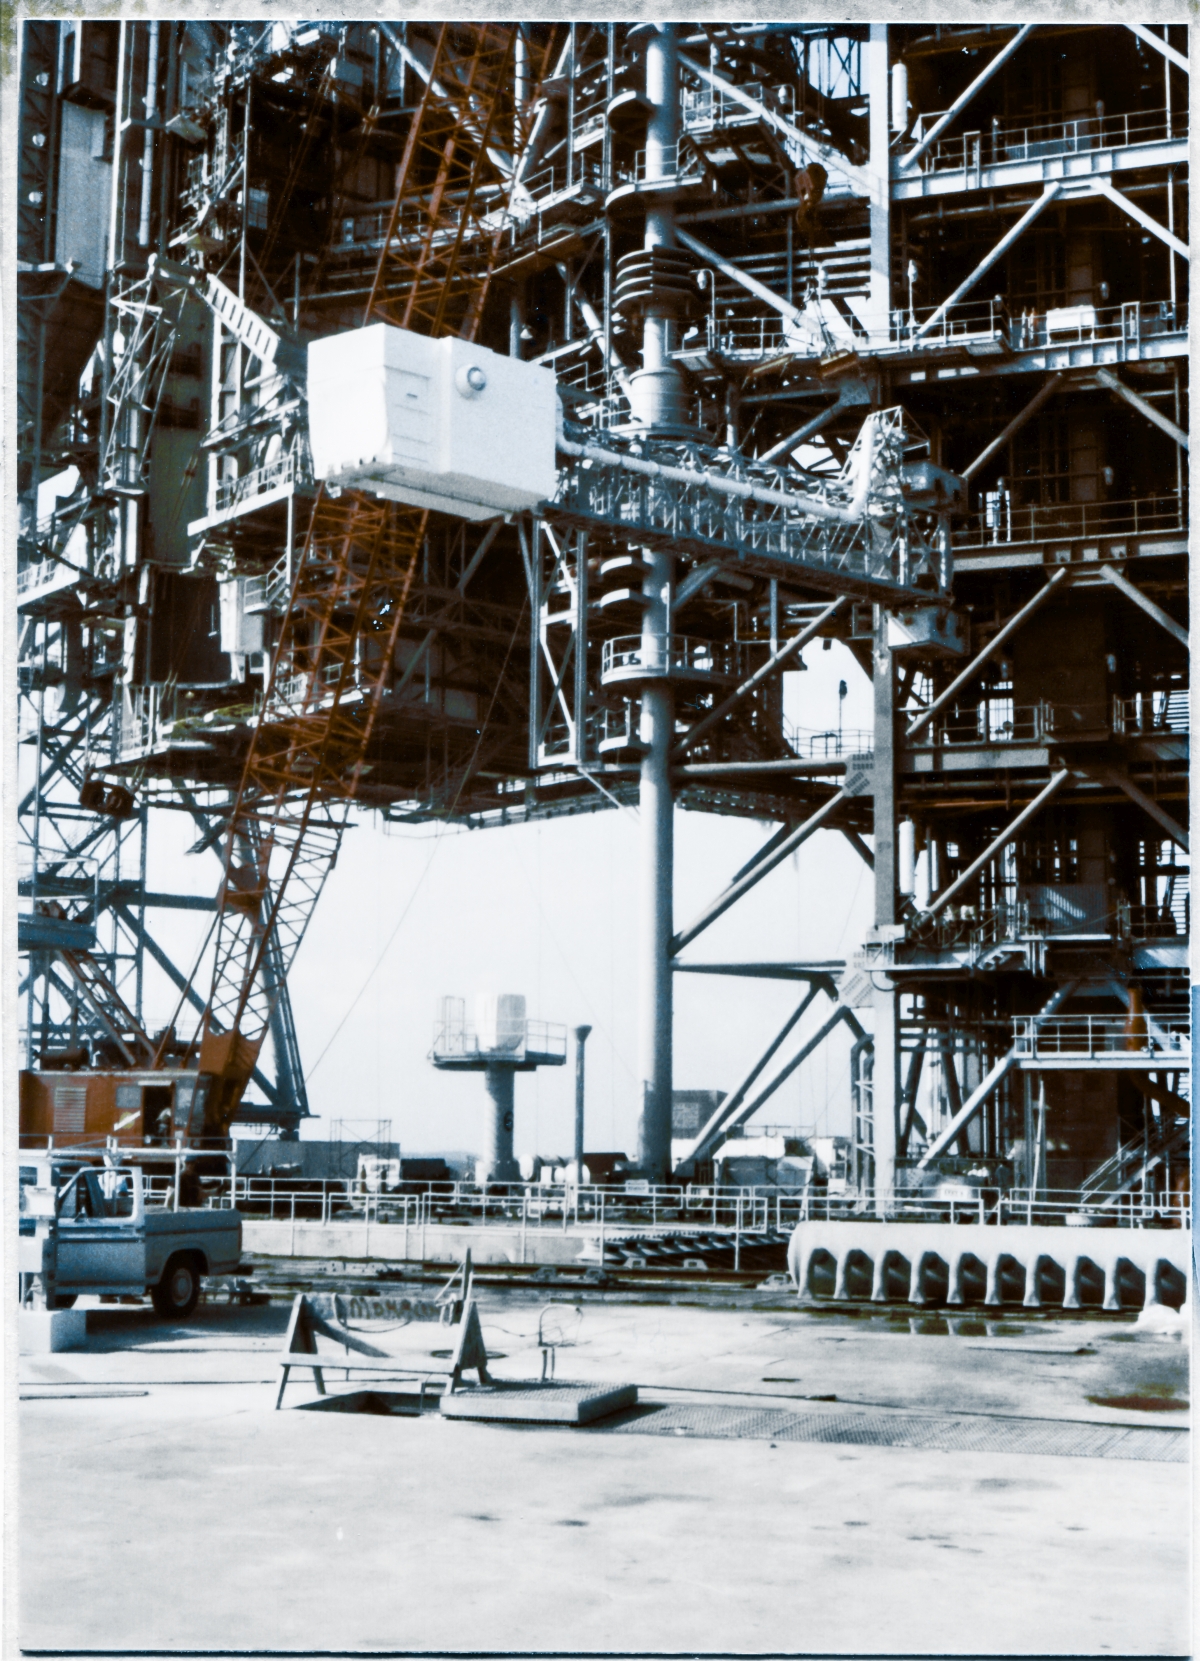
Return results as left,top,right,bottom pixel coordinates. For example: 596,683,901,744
602,1400,1188,1461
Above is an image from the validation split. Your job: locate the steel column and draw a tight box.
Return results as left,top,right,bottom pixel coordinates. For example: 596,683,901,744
635,24,683,1182
871,607,898,1213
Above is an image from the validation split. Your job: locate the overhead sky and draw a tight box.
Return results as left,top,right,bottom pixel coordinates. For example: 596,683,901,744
145,637,875,1163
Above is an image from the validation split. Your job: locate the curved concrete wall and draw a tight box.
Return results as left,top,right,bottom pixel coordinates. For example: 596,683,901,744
788,1220,1191,1311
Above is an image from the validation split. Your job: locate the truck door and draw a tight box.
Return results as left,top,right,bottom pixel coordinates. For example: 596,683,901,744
54,1169,145,1289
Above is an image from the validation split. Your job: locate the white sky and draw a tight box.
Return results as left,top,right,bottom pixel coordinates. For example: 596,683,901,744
145,637,875,1162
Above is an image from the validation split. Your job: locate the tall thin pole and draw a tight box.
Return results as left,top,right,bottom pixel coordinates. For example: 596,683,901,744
573,1024,592,1176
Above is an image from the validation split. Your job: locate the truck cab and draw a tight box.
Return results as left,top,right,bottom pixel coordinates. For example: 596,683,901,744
19,1162,243,1319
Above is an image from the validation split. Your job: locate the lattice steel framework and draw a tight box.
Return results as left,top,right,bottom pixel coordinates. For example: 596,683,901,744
191,23,535,1136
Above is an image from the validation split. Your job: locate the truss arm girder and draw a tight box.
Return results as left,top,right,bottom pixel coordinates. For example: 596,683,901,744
365,25,518,338
113,903,279,1105
551,467,935,607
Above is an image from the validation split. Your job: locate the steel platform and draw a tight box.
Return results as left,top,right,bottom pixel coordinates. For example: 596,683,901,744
439,1380,637,1424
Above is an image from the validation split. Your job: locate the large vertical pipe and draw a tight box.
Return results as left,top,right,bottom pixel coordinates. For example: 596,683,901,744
510,28,530,361
638,558,675,1182
871,607,899,1213
867,23,898,1217
866,24,891,341
481,1065,518,1184
137,20,159,248
636,24,681,1182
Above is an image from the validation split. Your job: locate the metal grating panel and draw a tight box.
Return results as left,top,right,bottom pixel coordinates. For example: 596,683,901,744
606,1402,1187,1462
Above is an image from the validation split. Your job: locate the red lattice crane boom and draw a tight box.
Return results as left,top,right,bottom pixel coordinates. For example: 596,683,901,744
184,23,552,1140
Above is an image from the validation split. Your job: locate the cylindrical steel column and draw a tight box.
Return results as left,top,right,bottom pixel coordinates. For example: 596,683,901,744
573,1024,592,1176
635,24,682,1183
481,1065,519,1184
638,567,674,1182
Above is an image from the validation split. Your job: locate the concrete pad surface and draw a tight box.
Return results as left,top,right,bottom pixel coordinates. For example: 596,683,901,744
19,1291,1191,1654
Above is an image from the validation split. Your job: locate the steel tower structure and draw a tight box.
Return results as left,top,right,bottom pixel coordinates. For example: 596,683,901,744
15,20,1190,1220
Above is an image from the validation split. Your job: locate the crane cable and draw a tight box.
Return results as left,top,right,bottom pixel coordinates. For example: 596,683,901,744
306,593,530,1079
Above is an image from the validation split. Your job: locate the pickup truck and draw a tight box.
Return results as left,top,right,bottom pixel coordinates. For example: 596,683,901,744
19,1161,243,1319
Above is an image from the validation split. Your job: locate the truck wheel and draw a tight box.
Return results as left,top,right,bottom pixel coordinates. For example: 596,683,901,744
151,1255,201,1319
50,1293,77,1310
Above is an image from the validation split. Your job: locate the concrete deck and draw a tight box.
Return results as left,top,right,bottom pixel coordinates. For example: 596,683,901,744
19,1283,1191,1654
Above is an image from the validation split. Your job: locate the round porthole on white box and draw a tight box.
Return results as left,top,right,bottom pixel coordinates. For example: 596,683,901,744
456,364,487,398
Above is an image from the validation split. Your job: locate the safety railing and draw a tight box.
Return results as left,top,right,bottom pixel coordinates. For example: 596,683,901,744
512,154,604,212
881,1186,1190,1228
214,448,311,514
617,141,705,190
429,1018,568,1064
1012,1013,1190,1060
907,105,1187,177
601,634,736,682
225,1176,812,1237
242,555,291,616
682,80,783,132
953,491,1185,550
1112,690,1188,736
683,315,793,358
785,724,874,759
919,699,1112,748
890,297,1184,356
116,684,175,760
1117,900,1188,940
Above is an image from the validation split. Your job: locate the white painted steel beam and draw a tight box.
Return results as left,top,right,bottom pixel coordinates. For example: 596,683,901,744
1094,368,1189,450
899,25,1037,172
1093,177,1188,261
673,596,848,758
673,789,849,953
915,184,1062,339
684,983,825,1166
1097,562,1189,647
1126,23,1189,75
917,981,1078,1167
906,568,1070,738
674,227,823,347
1100,767,1189,854
962,374,1065,480
920,770,1073,920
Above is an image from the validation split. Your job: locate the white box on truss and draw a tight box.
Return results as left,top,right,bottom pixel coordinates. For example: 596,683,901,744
307,323,559,520
475,993,526,1055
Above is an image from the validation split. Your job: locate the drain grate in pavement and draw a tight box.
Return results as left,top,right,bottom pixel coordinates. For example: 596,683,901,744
601,1402,1186,1462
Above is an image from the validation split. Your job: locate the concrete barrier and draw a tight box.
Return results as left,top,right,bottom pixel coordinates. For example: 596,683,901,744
241,1218,591,1267
787,1220,1190,1311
